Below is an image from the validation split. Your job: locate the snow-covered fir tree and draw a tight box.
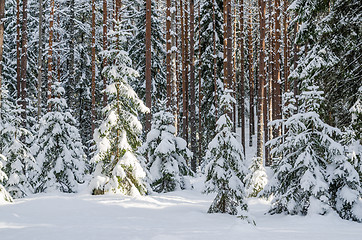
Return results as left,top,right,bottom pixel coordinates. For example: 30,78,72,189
203,90,249,219
245,157,267,198
32,82,86,193
90,21,149,196
139,110,193,193
0,155,13,203
264,86,359,216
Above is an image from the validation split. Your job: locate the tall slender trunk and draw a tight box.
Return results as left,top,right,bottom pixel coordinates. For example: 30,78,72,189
283,0,289,91
198,2,202,163
69,0,75,107
212,0,218,116
239,0,245,153
91,0,96,134
21,0,28,123
272,0,281,138
16,0,21,99
226,0,232,90
0,0,5,110
257,0,266,160
223,0,227,88
48,0,55,111
182,1,189,143
189,0,196,171
166,0,172,108
248,5,254,147
145,0,152,132
37,0,44,119
171,1,177,129
103,0,108,107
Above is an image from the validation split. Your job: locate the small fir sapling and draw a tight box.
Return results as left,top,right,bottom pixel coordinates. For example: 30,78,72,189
90,21,149,196
32,82,86,193
203,90,251,221
139,110,193,193
245,157,268,198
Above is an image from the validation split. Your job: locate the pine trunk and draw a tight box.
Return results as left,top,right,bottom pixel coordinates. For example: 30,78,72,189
91,0,96,134
48,0,55,111
257,0,266,160
166,0,172,108
37,0,44,119
0,0,4,109
181,0,188,143
239,0,245,152
248,6,254,147
16,0,21,99
189,0,197,172
21,0,28,123
145,0,152,132
213,0,218,116
102,0,108,107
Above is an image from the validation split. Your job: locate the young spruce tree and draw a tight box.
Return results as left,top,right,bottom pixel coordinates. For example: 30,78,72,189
90,21,149,196
204,91,249,219
33,82,86,193
139,110,193,193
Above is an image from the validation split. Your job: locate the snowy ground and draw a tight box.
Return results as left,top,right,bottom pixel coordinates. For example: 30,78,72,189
1,181,361,240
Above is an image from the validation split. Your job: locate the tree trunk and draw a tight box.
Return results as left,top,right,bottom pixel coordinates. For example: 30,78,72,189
226,1,233,89
283,0,289,91
166,0,172,108
48,0,55,111
198,2,202,164
91,0,96,134
37,0,44,119
0,0,5,110
212,0,218,116
102,0,108,107
272,0,281,138
189,0,197,172
16,0,21,99
21,0,28,123
239,0,245,153
69,0,75,108
145,0,152,132
257,0,266,160
248,5,254,147
182,0,189,143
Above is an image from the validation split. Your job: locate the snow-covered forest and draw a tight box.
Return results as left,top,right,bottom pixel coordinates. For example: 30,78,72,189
0,0,361,239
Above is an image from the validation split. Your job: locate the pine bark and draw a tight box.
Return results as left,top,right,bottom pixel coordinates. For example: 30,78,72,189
272,0,282,138
257,0,266,160
47,0,55,111
16,0,21,99
181,0,188,143
145,0,152,132
103,0,108,107
189,0,197,172
37,0,44,119
91,0,96,134
21,0,28,122
239,0,245,153
248,6,254,147
212,0,218,116
0,0,5,109
166,0,172,108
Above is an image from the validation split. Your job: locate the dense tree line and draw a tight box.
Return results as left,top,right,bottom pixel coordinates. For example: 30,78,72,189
0,0,361,223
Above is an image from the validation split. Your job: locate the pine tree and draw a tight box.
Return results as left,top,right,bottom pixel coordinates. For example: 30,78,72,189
128,0,166,112
204,91,249,219
90,21,149,196
264,86,343,216
32,82,86,193
139,110,193,193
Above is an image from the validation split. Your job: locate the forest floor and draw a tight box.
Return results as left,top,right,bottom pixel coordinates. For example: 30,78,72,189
1,178,361,240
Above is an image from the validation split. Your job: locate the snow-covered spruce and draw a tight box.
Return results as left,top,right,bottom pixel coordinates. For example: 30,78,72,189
245,157,267,198
139,110,193,193
90,21,149,197
264,86,360,217
204,91,250,219
0,88,38,198
32,83,86,193
0,155,12,203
